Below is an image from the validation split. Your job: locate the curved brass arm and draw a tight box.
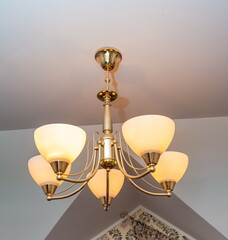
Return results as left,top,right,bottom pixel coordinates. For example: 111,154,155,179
128,178,170,196
57,147,100,183
63,139,96,177
48,182,88,200
114,143,152,179
114,132,164,191
115,131,148,171
54,182,77,196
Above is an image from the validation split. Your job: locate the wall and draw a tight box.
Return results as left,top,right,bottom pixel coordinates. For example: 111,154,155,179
170,117,228,238
0,128,75,240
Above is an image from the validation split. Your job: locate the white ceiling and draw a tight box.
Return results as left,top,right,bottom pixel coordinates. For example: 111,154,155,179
0,0,228,130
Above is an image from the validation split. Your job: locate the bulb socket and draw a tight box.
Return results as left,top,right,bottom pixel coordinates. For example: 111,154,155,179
100,196,113,211
142,152,161,168
50,160,69,174
161,181,176,192
41,184,57,197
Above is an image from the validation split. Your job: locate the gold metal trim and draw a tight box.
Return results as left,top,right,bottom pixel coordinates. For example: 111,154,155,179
95,47,122,71
50,160,69,174
47,182,88,201
41,184,57,198
114,143,152,179
100,196,113,211
128,178,170,196
99,134,117,169
161,181,176,192
102,97,113,134
100,158,117,169
57,148,100,183
97,90,118,102
142,152,161,172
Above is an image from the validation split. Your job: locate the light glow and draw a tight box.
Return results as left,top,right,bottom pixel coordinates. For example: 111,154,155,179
28,155,71,186
152,151,188,183
122,115,175,156
34,123,86,163
88,169,124,199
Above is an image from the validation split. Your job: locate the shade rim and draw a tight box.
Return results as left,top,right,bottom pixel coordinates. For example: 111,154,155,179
122,114,175,126
161,151,189,159
35,123,86,133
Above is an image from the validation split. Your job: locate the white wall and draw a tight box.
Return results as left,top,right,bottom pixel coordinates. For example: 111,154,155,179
170,117,228,238
0,129,74,240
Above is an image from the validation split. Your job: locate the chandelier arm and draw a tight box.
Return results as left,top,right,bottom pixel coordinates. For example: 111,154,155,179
115,131,148,171
119,149,151,179
48,182,88,200
120,151,164,191
114,143,152,179
63,139,95,177
123,143,164,192
54,160,88,195
115,133,164,191
127,158,164,191
59,147,100,183
125,152,164,191
62,164,91,177
120,143,148,170
128,178,169,196
93,131,101,144
88,142,101,173
135,176,164,191
53,182,78,196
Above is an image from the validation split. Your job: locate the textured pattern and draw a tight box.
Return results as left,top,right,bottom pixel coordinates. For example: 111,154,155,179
97,208,191,240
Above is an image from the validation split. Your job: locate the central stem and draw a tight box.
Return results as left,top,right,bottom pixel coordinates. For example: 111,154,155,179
103,96,113,134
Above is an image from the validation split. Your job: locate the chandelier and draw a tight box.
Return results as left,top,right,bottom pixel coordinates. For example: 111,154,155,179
28,48,188,211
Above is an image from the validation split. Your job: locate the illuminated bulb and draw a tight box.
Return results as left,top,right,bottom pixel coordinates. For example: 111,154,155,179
28,155,71,186
88,169,124,199
122,115,175,156
34,123,86,164
152,151,188,183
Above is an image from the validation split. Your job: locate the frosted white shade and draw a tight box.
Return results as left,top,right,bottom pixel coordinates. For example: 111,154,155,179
28,155,71,186
88,169,124,199
152,151,188,183
34,123,86,163
122,115,175,156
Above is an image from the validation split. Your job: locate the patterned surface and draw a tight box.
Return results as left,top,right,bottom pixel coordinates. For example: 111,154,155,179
97,208,191,240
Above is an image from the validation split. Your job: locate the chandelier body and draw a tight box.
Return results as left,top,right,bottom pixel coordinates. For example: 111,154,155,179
28,48,188,211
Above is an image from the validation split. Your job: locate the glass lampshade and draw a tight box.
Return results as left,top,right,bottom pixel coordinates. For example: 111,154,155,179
28,155,71,186
34,123,86,163
122,115,175,156
88,169,124,199
152,151,188,183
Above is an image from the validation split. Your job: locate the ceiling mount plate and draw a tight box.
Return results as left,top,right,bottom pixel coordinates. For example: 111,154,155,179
95,47,122,71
